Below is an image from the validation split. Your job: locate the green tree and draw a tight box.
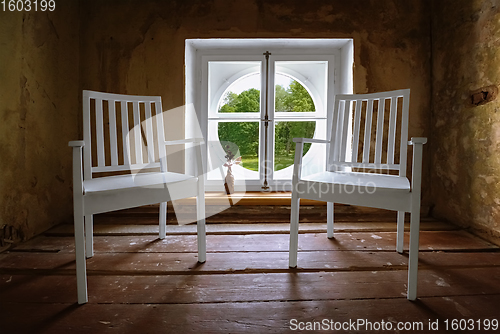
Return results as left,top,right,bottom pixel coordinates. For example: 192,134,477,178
218,122,259,157
236,88,260,113
219,89,260,113
218,88,260,158
217,80,315,171
219,91,238,113
275,80,315,154
275,84,288,112
287,80,315,112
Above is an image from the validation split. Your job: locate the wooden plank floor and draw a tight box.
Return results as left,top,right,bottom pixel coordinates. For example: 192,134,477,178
1,209,500,333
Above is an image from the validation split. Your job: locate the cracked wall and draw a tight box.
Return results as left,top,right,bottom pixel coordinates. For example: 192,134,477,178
80,0,432,206
3,0,500,242
0,0,433,240
0,4,79,239
431,0,500,238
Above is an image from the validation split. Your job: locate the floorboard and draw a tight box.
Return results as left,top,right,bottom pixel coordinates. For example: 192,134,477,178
4,296,498,334
45,220,455,236
2,268,500,304
2,251,500,275
33,230,495,253
1,210,499,333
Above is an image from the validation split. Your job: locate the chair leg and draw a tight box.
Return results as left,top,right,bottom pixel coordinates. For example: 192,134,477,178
327,202,334,239
396,211,405,254
85,215,94,258
407,209,421,301
289,192,300,268
75,205,88,304
196,184,206,263
159,202,167,239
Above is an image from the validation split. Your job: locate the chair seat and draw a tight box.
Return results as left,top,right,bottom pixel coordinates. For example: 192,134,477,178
301,171,411,193
83,172,197,195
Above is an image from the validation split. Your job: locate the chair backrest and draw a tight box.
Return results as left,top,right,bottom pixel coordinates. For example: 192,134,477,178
82,90,166,180
328,89,410,177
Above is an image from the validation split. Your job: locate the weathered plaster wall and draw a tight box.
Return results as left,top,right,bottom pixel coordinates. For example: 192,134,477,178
0,0,433,241
80,0,432,204
431,0,500,238
0,4,79,240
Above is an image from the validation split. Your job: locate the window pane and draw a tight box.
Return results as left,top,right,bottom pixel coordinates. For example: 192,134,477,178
275,74,315,113
218,122,259,171
218,74,261,113
274,121,315,171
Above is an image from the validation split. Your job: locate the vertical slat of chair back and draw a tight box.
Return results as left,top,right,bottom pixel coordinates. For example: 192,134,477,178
374,98,386,164
82,91,165,178
155,101,167,172
339,100,352,162
350,100,362,162
95,98,105,168
108,101,119,166
328,89,410,176
387,97,398,165
82,94,92,180
362,99,374,163
120,101,131,166
132,101,143,165
329,98,342,163
398,92,410,177
144,102,155,163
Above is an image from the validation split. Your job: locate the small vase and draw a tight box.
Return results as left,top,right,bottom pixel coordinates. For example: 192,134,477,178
225,167,235,194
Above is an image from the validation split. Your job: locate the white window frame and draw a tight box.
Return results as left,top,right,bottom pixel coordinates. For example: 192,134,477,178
185,39,354,192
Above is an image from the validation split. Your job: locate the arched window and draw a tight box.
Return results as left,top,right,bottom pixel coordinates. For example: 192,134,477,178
186,39,354,191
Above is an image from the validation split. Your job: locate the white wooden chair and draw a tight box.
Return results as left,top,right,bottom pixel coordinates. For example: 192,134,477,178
69,90,206,304
289,89,426,300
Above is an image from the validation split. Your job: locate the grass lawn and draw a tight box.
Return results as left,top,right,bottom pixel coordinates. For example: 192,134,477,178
240,155,259,171
274,155,295,170
239,154,296,171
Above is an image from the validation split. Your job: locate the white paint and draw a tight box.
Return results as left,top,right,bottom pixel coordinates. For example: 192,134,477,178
288,89,427,301
185,38,354,191
435,277,450,287
69,91,207,304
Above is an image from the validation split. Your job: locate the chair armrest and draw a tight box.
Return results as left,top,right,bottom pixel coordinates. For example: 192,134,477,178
408,137,427,145
293,138,330,144
163,138,205,177
291,138,329,181
69,140,85,147
410,137,426,194
164,138,204,146
70,141,85,196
